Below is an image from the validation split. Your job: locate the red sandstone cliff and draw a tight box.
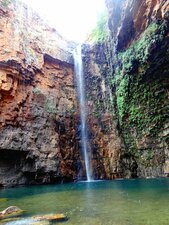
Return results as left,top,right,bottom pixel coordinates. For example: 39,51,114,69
0,0,79,186
106,0,169,50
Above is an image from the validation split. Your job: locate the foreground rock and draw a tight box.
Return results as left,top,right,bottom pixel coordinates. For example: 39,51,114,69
32,213,68,222
0,206,24,219
0,212,67,224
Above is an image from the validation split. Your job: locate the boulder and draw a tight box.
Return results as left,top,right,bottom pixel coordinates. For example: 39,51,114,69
0,206,24,219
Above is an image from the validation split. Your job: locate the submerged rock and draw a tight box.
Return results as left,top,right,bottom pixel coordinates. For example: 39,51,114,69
0,218,50,225
0,217,19,224
0,198,8,202
31,221,50,225
0,206,24,219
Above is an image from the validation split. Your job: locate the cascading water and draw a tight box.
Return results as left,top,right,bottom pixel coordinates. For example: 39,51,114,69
73,45,93,181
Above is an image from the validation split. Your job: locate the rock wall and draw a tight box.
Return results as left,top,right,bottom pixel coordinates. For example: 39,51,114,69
0,0,81,187
0,54,81,187
0,0,73,66
106,0,169,51
84,0,169,178
82,44,124,179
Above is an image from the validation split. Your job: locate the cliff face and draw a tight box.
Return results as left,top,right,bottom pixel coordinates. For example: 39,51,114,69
82,44,124,179
0,0,169,186
84,0,169,178
0,0,80,187
0,0,73,66
106,0,169,51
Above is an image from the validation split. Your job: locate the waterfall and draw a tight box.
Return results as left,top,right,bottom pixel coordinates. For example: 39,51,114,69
73,45,93,181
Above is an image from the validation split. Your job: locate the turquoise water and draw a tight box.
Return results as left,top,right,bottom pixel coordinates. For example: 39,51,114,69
0,178,169,225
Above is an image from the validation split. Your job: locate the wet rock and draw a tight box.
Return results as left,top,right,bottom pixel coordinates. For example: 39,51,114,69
106,0,169,51
32,213,68,222
0,206,24,219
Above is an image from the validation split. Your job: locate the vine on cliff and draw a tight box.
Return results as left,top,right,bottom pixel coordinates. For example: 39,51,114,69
112,19,169,171
115,21,168,129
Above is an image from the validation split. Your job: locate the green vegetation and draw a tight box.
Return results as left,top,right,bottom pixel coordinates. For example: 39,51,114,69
84,12,168,171
116,76,129,119
115,21,168,129
87,10,108,44
111,20,169,169
119,23,162,67
127,80,167,135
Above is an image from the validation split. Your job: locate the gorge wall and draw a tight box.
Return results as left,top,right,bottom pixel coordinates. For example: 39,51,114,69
83,0,169,178
0,0,82,187
0,0,169,187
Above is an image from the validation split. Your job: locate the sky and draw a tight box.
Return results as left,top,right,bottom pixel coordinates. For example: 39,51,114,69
21,0,106,42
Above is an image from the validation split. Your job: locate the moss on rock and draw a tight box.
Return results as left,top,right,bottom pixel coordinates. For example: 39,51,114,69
111,19,169,175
